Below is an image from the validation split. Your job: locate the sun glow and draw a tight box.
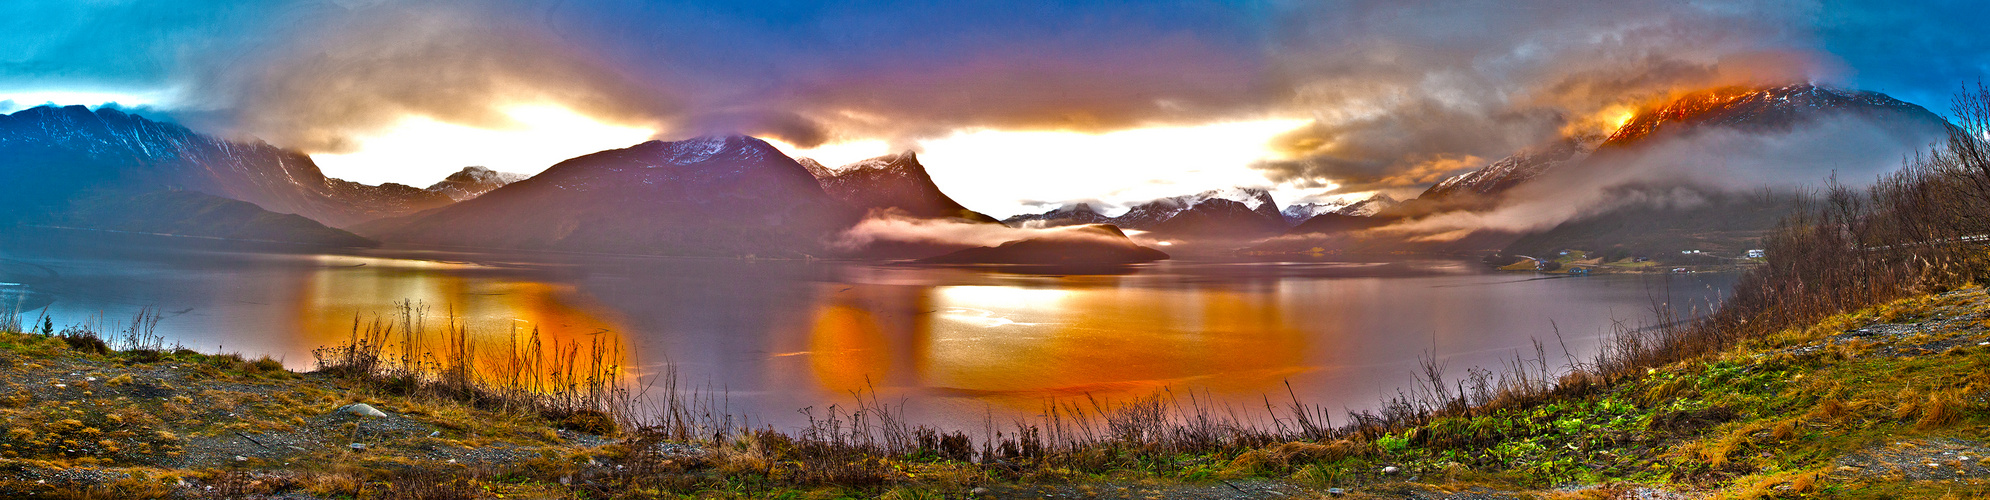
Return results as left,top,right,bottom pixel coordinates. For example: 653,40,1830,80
772,119,1317,218
310,105,656,186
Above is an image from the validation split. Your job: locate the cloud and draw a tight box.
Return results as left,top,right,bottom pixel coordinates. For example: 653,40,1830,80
1378,113,1948,238
188,2,682,153
0,0,1978,199
831,211,1126,251
1250,1,1833,194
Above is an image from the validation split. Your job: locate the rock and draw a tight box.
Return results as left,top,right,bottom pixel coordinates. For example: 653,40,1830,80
348,443,368,451
233,455,247,462
971,487,991,496
339,403,388,418
428,431,441,437
1383,466,1401,474
1328,488,1347,496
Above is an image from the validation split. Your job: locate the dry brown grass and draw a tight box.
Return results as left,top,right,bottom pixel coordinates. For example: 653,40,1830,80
1917,391,1966,429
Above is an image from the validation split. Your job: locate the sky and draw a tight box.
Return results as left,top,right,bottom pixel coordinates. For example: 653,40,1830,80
1,0,1984,218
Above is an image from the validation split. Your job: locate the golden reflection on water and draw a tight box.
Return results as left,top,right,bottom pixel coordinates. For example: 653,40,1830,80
288,255,632,381
807,280,1310,406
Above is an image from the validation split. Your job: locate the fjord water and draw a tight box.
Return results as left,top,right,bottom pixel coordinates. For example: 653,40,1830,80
1,237,1735,430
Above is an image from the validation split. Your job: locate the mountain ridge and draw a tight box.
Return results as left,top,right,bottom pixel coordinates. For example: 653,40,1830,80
0,105,453,228
804,151,997,223
354,135,861,257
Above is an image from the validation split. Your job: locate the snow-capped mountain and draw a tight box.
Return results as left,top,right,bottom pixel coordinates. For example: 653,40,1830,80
802,151,996,222
1418,136,1599,202
1333,193,1401,217
1604,83,1939,146
354,135,861,257
425,166,528,201
1282,193,1403,222
1417,83,1949,203
1280,202,1350,223
1004,187,1287,239
0,105,453,227
1002,203,1116,227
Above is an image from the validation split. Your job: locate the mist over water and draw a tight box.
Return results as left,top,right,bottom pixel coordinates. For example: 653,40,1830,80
0,237,1735,431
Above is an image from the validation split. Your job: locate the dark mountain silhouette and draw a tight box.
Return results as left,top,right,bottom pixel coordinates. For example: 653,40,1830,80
43,190,376,247
0,105,453,228
803,152,996,222
354,135,861,257
919,224,1169,269
1287,213,1392,235
425,166,527,201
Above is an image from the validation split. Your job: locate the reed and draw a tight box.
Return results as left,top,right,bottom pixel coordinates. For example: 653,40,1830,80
311,299,632,434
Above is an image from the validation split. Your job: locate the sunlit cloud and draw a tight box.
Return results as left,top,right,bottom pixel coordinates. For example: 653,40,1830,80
774,120,1320,218
763,138,892,169
309,105,656,186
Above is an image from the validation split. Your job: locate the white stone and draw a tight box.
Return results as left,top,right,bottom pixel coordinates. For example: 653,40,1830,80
339,403,388,418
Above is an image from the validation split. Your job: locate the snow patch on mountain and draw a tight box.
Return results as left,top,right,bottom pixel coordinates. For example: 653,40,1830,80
425,166,528,201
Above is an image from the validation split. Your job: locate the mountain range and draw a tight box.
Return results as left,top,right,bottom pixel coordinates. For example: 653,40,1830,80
1281,193,1401,222
1418,84,1950,204
0,82,1950,262
0,105,452,228
1004,187,1291,240
352,135,861,257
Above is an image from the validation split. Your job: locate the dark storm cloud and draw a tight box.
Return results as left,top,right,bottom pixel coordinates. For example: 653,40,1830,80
534,0,1278,145
0,0,1978,182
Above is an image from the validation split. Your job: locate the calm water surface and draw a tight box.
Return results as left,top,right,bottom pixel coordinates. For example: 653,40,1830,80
0,238,1736,430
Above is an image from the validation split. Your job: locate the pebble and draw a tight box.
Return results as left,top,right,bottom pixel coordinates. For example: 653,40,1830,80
339,403,388,418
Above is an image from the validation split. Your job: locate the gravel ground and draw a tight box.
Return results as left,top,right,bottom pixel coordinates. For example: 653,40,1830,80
1832,438,1990,481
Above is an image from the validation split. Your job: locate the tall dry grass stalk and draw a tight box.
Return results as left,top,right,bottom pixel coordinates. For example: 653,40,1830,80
312,300,632,432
